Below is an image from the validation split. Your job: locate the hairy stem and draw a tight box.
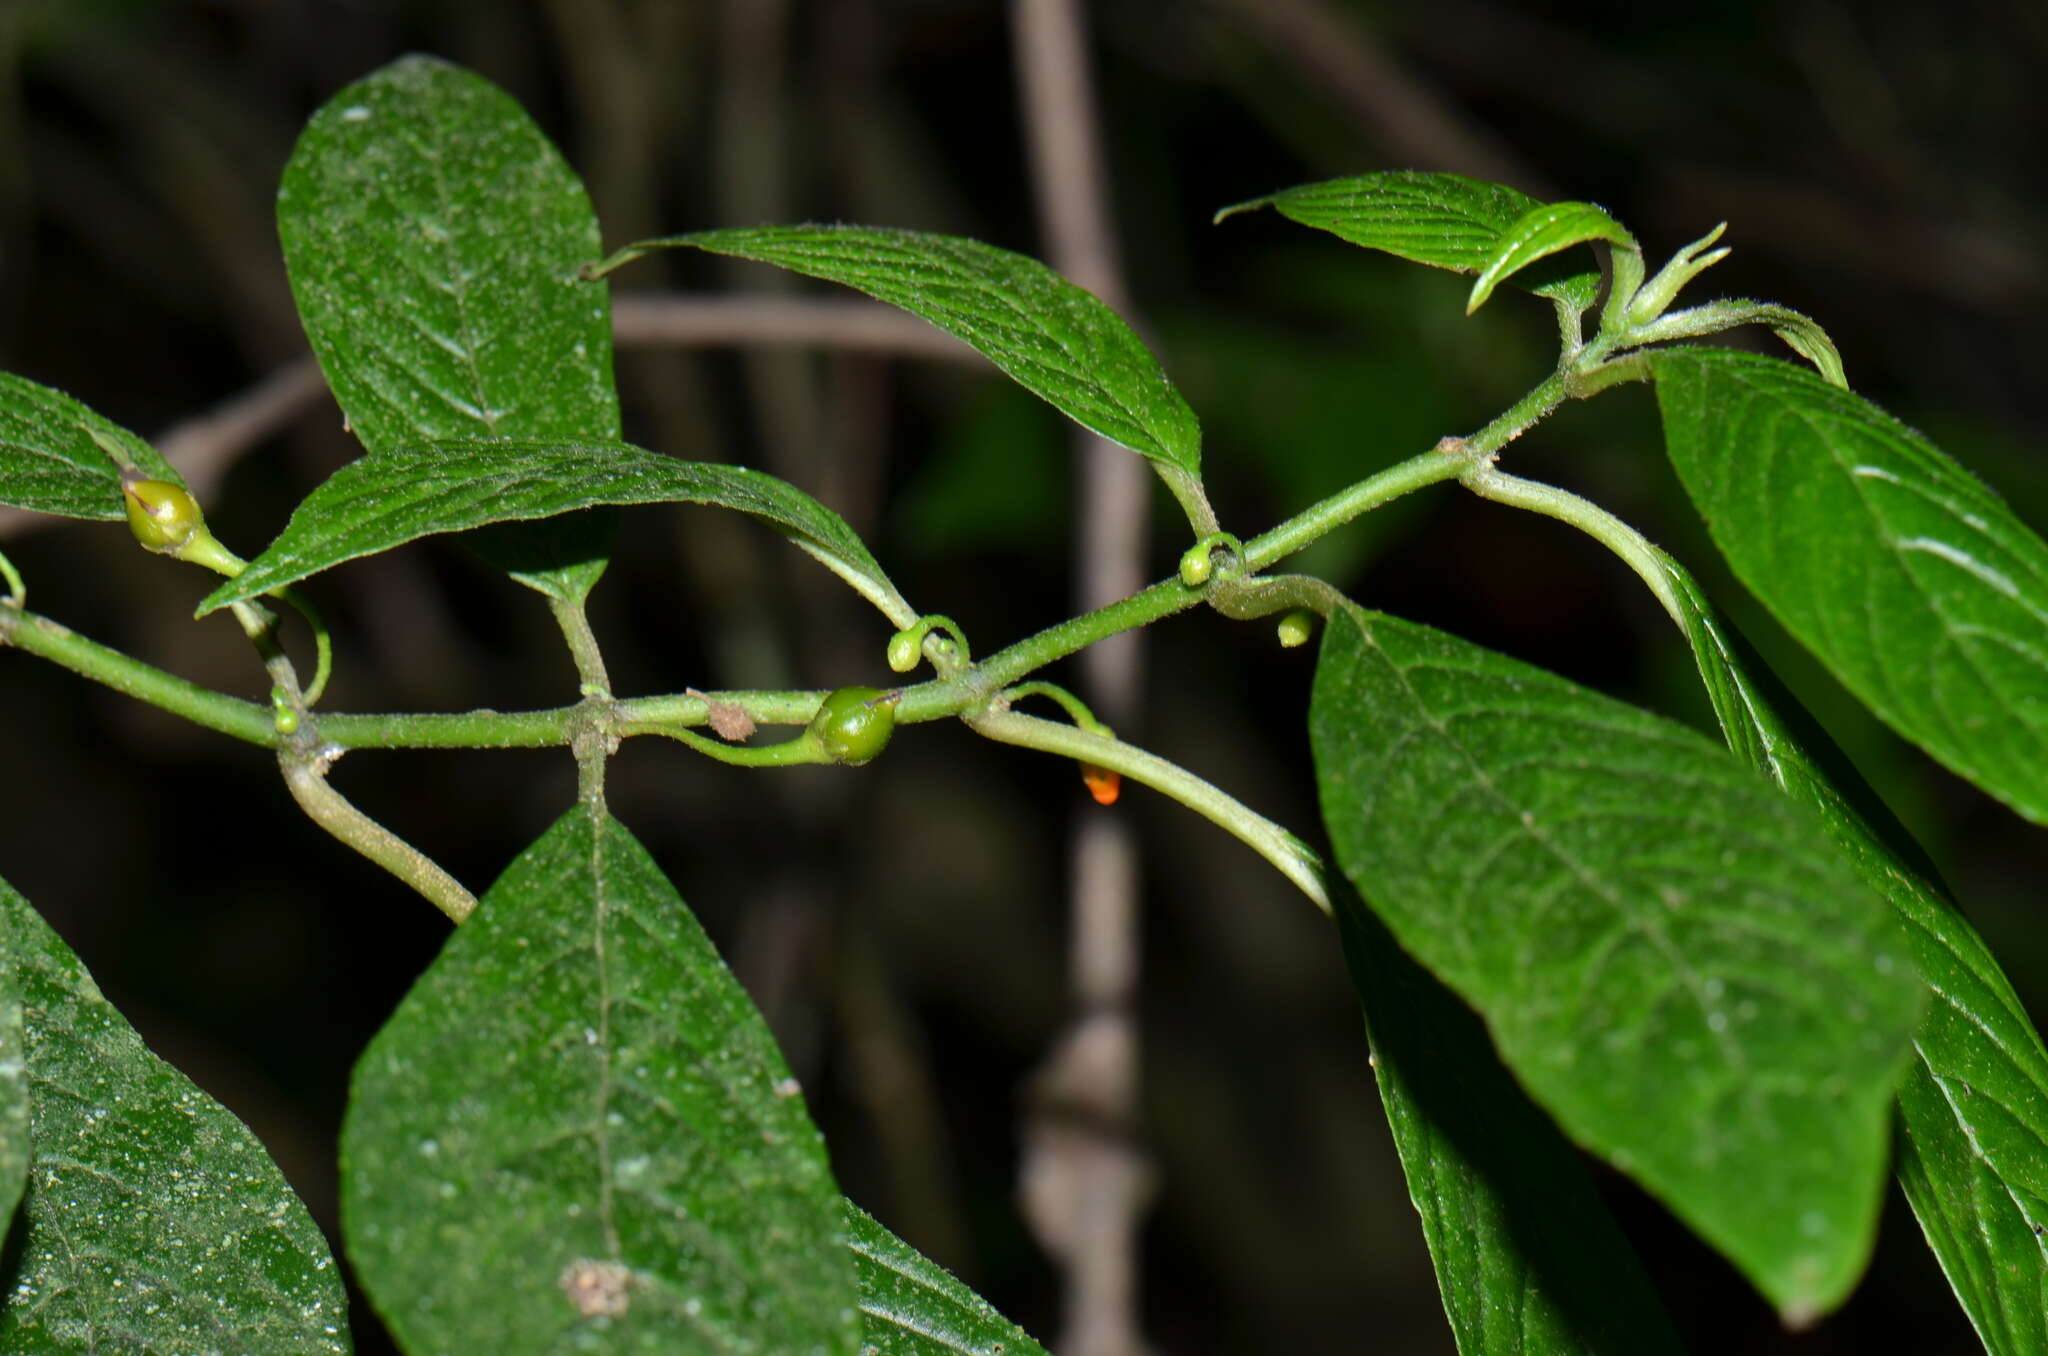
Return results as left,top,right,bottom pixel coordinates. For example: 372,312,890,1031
279,752,477,924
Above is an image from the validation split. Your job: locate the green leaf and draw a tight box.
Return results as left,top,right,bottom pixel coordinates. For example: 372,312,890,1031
1216,172,1602,312
0,372,183,520
279,54,621,604
0,874,349,1353
589,225,1213,531
198,438,913,626
846,1200,1049,1356
1309,604,1923,1322
1467,201,1635,315
340,805,858,1355
0,989,24,1237
1650,347,2048,826
1661,553,2048,1354
1337,899,1684,1355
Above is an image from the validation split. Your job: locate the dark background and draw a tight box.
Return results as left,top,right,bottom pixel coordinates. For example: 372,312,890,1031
1,1,2043,1351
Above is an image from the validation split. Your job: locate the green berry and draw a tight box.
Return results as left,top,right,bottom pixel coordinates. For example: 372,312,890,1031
1276,609,1316,648
807,686,897,766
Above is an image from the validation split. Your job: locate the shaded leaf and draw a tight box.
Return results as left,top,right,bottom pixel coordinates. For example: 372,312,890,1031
846,1200,1049,1356
1467,200,1635,314
1651,347,2048,825
279,54,620,603
1661,552,2048,1354
1309,604,1923,1321
590,225,1212,530
0,875,349,1352
341,805,858,1355
1217,172,1601,313
199,438,912,627
0,372,183,521
1337,897,1685,1355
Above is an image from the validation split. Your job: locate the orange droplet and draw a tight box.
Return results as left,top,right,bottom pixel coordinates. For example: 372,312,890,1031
1081,763,1121,806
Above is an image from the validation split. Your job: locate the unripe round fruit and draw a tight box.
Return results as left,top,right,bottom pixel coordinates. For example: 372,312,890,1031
807,686,897,766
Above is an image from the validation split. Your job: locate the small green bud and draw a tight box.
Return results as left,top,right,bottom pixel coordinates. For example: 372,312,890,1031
885,628,923,674
271,688,300,735
1276,609,1316,648
807,686,898,766
122,476,205,555
1179,542,1213,587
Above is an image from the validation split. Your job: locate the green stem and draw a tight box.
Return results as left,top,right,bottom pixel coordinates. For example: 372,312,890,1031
1459,463,1683,627
550,593,612,696
1002,680,1110,735
0,604,277,745
278,752,477,924
276,586,333,706
0,548,23,608
967,707,1329,914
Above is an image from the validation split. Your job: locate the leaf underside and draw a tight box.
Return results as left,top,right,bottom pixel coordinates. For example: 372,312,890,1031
1310,603,1923,1321
0,875,349,1353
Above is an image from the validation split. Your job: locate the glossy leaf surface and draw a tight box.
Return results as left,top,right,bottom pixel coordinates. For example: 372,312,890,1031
1216,172,1601,312
846,1201,1049,1356
1466,200,1635,313
594,226,1210,526
1310,604,1922,1321
0,875,349,1352
341,805,858,1355
1652,347,2048,825
0,373,183,520
279,55,620,602
200,439,912,626
1661,552,2048,1354
1338,899,1683,1355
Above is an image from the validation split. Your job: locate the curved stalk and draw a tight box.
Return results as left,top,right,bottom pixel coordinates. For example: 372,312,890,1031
966,707,1329,914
